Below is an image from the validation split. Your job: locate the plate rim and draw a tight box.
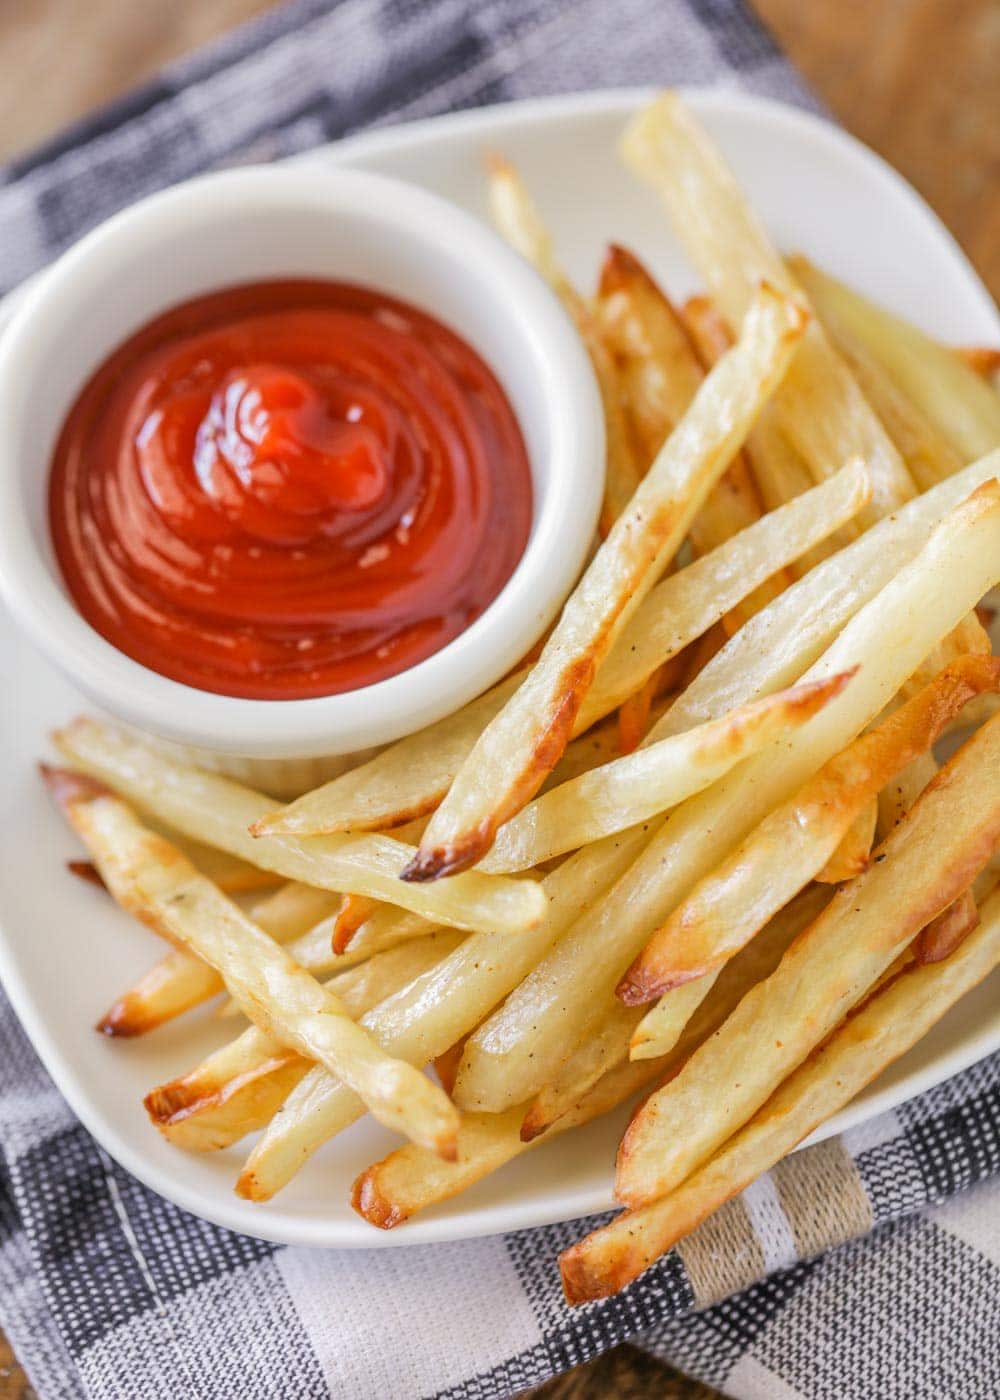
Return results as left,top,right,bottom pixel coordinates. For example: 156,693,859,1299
1,84,998,1250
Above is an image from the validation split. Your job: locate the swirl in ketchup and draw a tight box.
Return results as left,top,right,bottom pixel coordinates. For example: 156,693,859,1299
49,281,532,699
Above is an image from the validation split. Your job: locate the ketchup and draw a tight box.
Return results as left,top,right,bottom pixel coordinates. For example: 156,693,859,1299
49,281,532,699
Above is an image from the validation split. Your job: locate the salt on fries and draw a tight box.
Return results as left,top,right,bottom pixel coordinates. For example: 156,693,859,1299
46,92,1000,1303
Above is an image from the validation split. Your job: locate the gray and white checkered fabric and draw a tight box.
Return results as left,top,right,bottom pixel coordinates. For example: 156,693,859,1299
0,3,997,1397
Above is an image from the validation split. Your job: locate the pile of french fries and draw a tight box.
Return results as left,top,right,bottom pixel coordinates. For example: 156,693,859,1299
45,92,1000,1302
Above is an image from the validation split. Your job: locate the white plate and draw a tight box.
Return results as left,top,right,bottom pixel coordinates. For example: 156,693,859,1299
1,88,998,1250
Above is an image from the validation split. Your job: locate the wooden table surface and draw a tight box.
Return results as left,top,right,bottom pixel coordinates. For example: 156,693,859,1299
0,2,996,1397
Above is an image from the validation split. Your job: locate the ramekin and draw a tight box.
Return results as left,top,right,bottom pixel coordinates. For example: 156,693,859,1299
0,165,603,795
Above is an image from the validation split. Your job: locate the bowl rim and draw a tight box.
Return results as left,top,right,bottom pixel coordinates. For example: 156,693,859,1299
0,163,604,757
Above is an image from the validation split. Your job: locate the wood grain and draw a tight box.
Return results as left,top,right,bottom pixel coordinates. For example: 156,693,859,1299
752,0,1000,300
0,1329,35,1400
0,2,995,1398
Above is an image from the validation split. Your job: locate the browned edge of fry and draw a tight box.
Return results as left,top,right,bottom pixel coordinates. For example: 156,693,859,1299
68,858,106,890
144,1053,296,1129
616,654,1000,1005
914,890,980,964
350,1173,409,1230
399,655,596,881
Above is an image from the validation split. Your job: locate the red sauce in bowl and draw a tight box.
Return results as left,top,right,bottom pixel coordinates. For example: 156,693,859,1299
49,280,532,699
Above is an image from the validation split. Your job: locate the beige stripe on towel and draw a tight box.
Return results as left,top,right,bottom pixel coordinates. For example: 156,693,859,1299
771,1137,874,1258
678,1195,768,1308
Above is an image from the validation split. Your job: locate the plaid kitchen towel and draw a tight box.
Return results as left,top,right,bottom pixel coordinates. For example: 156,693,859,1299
0,2,997,1398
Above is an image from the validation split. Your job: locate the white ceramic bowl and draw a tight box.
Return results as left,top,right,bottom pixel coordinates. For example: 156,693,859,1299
0,165,603,793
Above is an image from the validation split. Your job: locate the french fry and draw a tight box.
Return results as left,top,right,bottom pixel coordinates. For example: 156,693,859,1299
685,294,817,537
661,452,1000,740
681,292,816,509
404,284,809,879
259,460,867,839
629,885,831,1061
627,656,1000,997
615,715,1000,1209
456,483,1000,1112
477,672,853,874
814,797,878,884
625,975,719,1068
237,827,649,1200
97,950,224,1038
145,931,465,1150
622,92,916,521
791,256,1000,460
562,886,1000,1302
51,719,546,937
352,1053,667,1230
486,155,642,532
352,891,830,1228
48,774,460,1157
596,245,780,630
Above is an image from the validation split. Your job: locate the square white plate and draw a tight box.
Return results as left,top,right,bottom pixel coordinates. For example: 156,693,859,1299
1,88,998,1249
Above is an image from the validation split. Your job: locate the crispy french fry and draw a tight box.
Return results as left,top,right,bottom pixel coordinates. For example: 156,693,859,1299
623,92,916,521
685,295,817,531
615,715,1000,1209
626,659,999,997
97,950,223,1038
487,155,642,532
815,797,878,884
661,452,1000,740
456,483,1000,1112
596,245,780,630
352,890,830,1229
478,672,853,874
145,931,465,1150
791,257,1000,461
624,651,1000,1000
681,292,813,511
47,774,460,1157
65,822,282,897
259,460,867,839
237,828,648,1200
352,1053,667,1230
405,284,809,879
562,886,1000,1302
51,720,545,937
629,884,831,1061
